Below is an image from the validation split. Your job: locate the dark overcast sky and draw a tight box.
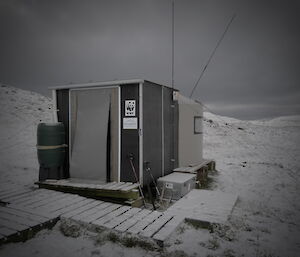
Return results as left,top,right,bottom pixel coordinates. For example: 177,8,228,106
0,0,299,119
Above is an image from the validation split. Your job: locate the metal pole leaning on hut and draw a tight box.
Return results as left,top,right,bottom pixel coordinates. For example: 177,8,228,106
128,153,146,207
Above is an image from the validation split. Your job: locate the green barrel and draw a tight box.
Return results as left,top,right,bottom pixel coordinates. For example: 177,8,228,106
37,122,66,168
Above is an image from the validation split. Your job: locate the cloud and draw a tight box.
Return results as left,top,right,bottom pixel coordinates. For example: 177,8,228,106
0,0,299,119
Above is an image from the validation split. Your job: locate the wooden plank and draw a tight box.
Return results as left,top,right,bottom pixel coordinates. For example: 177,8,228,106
45,194,85,211
0,210,39,227
22,190,70,206
51,198,95,216
38,195,84,213
124,197,144,208
13,190,62,206
37,182,140,200
61,200,101,218
152,216,184,242
104,182,127,190
0,209,59,246
26,192,73,209
0,217,29,231
64,183,91,188
7,189,55,203
174,159,215,173
94,181,116,188
0,188,26,198
60,181,91,188
71,201,109,221
49,179,113,190
9,204,55,219
79,203,121,224
126,211,162,234
97,182,118,189
67,178,106,184
0,226,17,236
173,167,190,172
104,207,142,229
91,184,107,189
66,182,103,189
8,204,55,220
92,206,131,226
114,209,152,232
44,195,87,214
0,188,32,201
120,184,139,192
139,214,173,238
1,206,48,223
4,189,40,203
165,189,238,225
21,193,70,210
73,202,113,222
43,179,86,187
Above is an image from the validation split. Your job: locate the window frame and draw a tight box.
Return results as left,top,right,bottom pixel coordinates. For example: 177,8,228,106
194,116,203,134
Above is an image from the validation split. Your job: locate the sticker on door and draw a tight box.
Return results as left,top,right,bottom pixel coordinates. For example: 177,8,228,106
125,100,136,116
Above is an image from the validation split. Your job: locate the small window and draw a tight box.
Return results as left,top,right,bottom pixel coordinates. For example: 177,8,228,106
194,116,202,134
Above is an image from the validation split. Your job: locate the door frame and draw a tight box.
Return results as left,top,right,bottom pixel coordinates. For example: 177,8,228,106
138,82,143,186
139,83,144,186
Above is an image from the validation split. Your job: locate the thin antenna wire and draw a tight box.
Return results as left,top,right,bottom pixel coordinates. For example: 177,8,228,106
172,0,175,89
190,13,236,98
171,0,176,169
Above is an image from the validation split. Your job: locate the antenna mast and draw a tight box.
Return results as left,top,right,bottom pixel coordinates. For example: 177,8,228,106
172,0,175,89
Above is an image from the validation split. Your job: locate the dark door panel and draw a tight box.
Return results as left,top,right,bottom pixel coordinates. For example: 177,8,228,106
120,84,140,182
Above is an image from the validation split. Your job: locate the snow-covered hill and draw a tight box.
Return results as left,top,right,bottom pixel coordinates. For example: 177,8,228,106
0,84,299,257
200,111,300,256
0,84,52,186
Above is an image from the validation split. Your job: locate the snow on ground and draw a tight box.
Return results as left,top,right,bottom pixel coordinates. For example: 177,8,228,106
0,84,299,257
0,83,52,187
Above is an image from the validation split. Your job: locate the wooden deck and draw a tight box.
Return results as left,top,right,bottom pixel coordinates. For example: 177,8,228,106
62,202,184,245
0,183,33,205
0,204,59,244
0,186,183,246
0,183,237,247
35,179,141,206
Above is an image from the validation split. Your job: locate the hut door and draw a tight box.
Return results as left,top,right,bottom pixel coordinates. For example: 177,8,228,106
70,88,118,182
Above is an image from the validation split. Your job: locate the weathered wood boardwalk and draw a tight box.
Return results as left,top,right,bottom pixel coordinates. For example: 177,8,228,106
0,185,237,247
0,186,183,246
